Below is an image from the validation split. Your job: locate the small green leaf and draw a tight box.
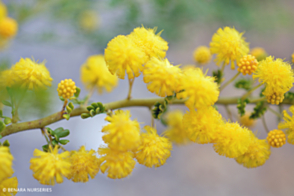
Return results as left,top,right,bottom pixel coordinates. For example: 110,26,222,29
91,102,99,108
4,117,11,125
63,114,70,120
59,139,70,145
42,144,49,152
74,87,81,98
68,102,74,110
3,140,10,147
81,113,91,119
53,128,70,138
52,139,58,146
87,105,94,111
90,110,95,117
66,105,72,113
0,121,6,133
59,96,65,101
1,100,12,107
0,110,3,117
95,107,100,114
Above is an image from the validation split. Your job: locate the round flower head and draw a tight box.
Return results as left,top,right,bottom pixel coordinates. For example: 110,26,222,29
0,177,18,195
193,46,211,65
265,91,284,105
98,146,136,179
143,58,182,97
135,126,172,168
0,146,14,182
104,35,148,79
11,58,53,89
250,47,267,61
102,110,141,152
266,129,286,148
30,145,71,185
213,122,253,158
239,112,256,128
278,106,294,144
163,110,190,145
176,67,219,110
237,55,258,75
0,2,7,21
80,55,118,94
128,26,168,59
57,79,76,99
183,106,224,144
210,27,249,69
235,132,271,168
253,56,294,96
0,17,17,38
68,146,100,183
79,10,99,32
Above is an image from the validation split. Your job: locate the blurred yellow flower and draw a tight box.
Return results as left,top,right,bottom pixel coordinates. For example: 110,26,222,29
0,17,17,39
193,46,211,65
279,106,294,144
0,146,14,182
0,1,7,21
239,112,256,128
0,177,18,195
79,10,99,32
250,47,268,61
80,55,118,94
0,69,15,87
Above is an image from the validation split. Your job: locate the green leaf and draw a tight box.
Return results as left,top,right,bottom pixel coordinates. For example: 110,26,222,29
81,113,91,119
62,114,70,121
4,117,11,125
0,121,6,133
68,102,74,110
53,128,70,138
42,144,49,152
0,110,2,117
52,139,58,146
74,87,81,98
66,105,72,113
59,96,65,101
237,98,249,117
3,140,10,147
1,100,12,107
59,139,70,145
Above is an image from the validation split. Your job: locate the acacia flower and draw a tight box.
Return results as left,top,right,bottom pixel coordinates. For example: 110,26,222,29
30,145,71,185
57,79,76,99
193,46,211,65
278,106,294,144
176,67,219,110
68,146,100,183
11,58,53,89
239,112,256,128
237,55,258,75
0,146,14,182
0,1,7,20
80,55,118,94
143,58,182,97
210,27,249,69
253,56,294,98
183,106,224,144
266,129,286,148
250,47,268,61
102,110,141,152
0,177,18,195
235,132,271,168
163,110,190,145
98,146,136,179
0,69,15,87
213,122,253,158
0,17,17,39
135,126,172,168
128,26,168,60
104,35,148,79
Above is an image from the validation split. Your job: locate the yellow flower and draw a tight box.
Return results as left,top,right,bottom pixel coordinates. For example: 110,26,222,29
193,46,211,65
0,177,18,196
265,91,284,105
143,58,182,97
237,55,258,75
0,1,7,21
239,112,256,128
292,53,294,64
250,47,268,61
0,146,14,182
11,58,53,89
279,106,294,144
30,145,71,185
80,55,118,94
128,26,168,59
235,132,271,168
162,110,190,145
102,110,141,152
210,27,249,69
213,122,253,158
176,67,219,110
0,17,17,39
135,126,172,168
68,146,100,183
0,69,15,87
98,146,136,179
57,79,76,99
183,106,224,144
79,10,99,32
266,129,286,148
253,56,294,97
104,35,148,79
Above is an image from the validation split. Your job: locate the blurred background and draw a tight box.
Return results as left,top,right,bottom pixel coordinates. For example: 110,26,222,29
1,0,294,195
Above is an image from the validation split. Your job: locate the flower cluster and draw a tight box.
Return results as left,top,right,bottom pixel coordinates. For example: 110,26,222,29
193,46,211,65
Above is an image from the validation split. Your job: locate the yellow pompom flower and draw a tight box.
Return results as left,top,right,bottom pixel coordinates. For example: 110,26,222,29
57,79,76,99
176,67,219,110
0,17,17,39
278,106,294,144
0,69,15,87
0,1,7,21
237,55,258,75
162,110,190,145
213,122,253,158
239,112,256,128
235,132,271,168
11,58,53,89
143,58,182,97
105,35,148,79
98,146,136,179
253,56,294,97
80,55,118,94
210,27,249,70
250,47,268,61
266,129,286,148
0,177,18,196
68,146,100,183
265,91,284,105
183,106,223,144
102,110,141,152
30,145,71,185
135,126,172,168
0,146,14,182
128,26,168,59
79,10,99,32
193,46,211,65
